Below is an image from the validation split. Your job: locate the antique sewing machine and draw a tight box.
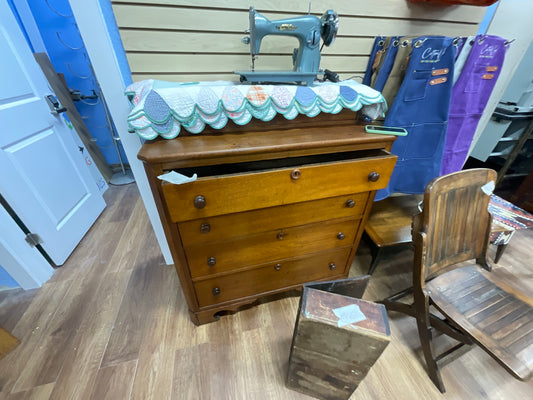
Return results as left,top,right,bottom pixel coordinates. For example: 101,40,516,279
235,7,338,86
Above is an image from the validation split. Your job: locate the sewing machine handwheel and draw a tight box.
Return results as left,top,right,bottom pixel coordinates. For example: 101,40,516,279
321,10,339,47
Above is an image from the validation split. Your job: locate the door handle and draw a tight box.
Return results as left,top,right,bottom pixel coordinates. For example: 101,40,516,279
45,95,67,114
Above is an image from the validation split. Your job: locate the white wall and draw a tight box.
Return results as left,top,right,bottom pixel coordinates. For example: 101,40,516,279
111,0,485,83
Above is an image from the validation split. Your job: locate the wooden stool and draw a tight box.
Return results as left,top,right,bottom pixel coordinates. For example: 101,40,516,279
364,195,421,274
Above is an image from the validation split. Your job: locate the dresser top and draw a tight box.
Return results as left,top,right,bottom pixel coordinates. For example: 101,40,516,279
138,123,395,169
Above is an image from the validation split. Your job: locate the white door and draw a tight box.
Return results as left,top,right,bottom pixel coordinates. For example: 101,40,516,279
0,2,106,265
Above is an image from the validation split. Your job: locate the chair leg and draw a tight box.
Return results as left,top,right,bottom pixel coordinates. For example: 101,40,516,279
368,247,383,275
414,293,446,393
476,256,492,272
494,243,507,264
379,287,416,317
416,317,446,393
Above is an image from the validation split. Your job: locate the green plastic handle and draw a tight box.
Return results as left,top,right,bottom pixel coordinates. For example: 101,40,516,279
365,125,408,136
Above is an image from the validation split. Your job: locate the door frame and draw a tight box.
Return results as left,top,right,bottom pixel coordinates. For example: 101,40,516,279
69,0,172,264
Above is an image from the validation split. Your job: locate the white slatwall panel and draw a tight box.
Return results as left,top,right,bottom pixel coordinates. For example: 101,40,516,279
111,0,486,83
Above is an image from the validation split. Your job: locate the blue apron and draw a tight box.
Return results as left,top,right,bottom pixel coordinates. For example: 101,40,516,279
363,36,386,86
375,36,457,201
373,36,402,92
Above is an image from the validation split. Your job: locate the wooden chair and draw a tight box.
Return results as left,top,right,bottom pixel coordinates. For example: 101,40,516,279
365,193,533,275
382,168,533,393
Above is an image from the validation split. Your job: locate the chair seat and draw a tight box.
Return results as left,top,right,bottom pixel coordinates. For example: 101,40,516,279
365,195,422,248
427,265,533,381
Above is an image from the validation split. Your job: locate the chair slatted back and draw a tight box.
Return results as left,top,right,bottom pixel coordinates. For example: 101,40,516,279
415,169,496,279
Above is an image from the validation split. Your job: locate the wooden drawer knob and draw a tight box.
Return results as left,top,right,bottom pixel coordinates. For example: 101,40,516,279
274,264,282,271
200,223,211,233
207,257,216,266
212,287,221,296
290,168,301,180
337,232,345,240
345,199,355,208
194,195,206,209
368,172,380,182
329,263,337,271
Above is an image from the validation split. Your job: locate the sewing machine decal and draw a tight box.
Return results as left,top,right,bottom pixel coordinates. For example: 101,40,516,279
235,7,338,86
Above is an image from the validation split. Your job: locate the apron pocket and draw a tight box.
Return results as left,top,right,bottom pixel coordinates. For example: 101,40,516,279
464,64,487,93
404,122,447,159
403,70,432,102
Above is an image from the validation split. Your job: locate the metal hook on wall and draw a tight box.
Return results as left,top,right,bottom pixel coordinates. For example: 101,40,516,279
56,31,84,51
71,87,99,106
79,97,101,106
45,0,73,18
82,52,93,67
66,63,92,80
88,77,98,90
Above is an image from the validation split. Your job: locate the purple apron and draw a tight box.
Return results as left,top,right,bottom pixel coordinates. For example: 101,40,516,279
440,35,508,175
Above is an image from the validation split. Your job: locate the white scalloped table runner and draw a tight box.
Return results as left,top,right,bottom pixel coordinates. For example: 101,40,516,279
125,79,387,140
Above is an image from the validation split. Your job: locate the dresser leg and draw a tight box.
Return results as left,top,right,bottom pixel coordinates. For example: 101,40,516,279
189,309,222,326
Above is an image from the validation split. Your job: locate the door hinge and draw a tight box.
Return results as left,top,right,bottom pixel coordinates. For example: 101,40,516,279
25,233,43,248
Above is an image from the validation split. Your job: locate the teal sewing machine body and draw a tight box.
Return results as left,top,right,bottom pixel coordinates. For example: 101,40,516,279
235,7,338,86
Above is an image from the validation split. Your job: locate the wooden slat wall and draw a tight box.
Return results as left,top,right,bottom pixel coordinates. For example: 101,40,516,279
111,0,486,83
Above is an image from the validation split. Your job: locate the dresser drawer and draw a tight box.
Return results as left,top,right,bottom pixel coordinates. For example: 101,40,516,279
163,149,395,222
194,248,351,307
186,218,360,279
178,192,368,247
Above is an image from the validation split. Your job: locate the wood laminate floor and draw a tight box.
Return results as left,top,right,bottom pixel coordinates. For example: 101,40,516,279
0,184,532,399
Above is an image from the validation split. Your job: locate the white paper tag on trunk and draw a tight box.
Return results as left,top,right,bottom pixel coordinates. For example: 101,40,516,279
333,304,366,327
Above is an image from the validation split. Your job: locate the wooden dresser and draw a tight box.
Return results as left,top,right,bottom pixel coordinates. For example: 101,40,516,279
138,113,396,325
